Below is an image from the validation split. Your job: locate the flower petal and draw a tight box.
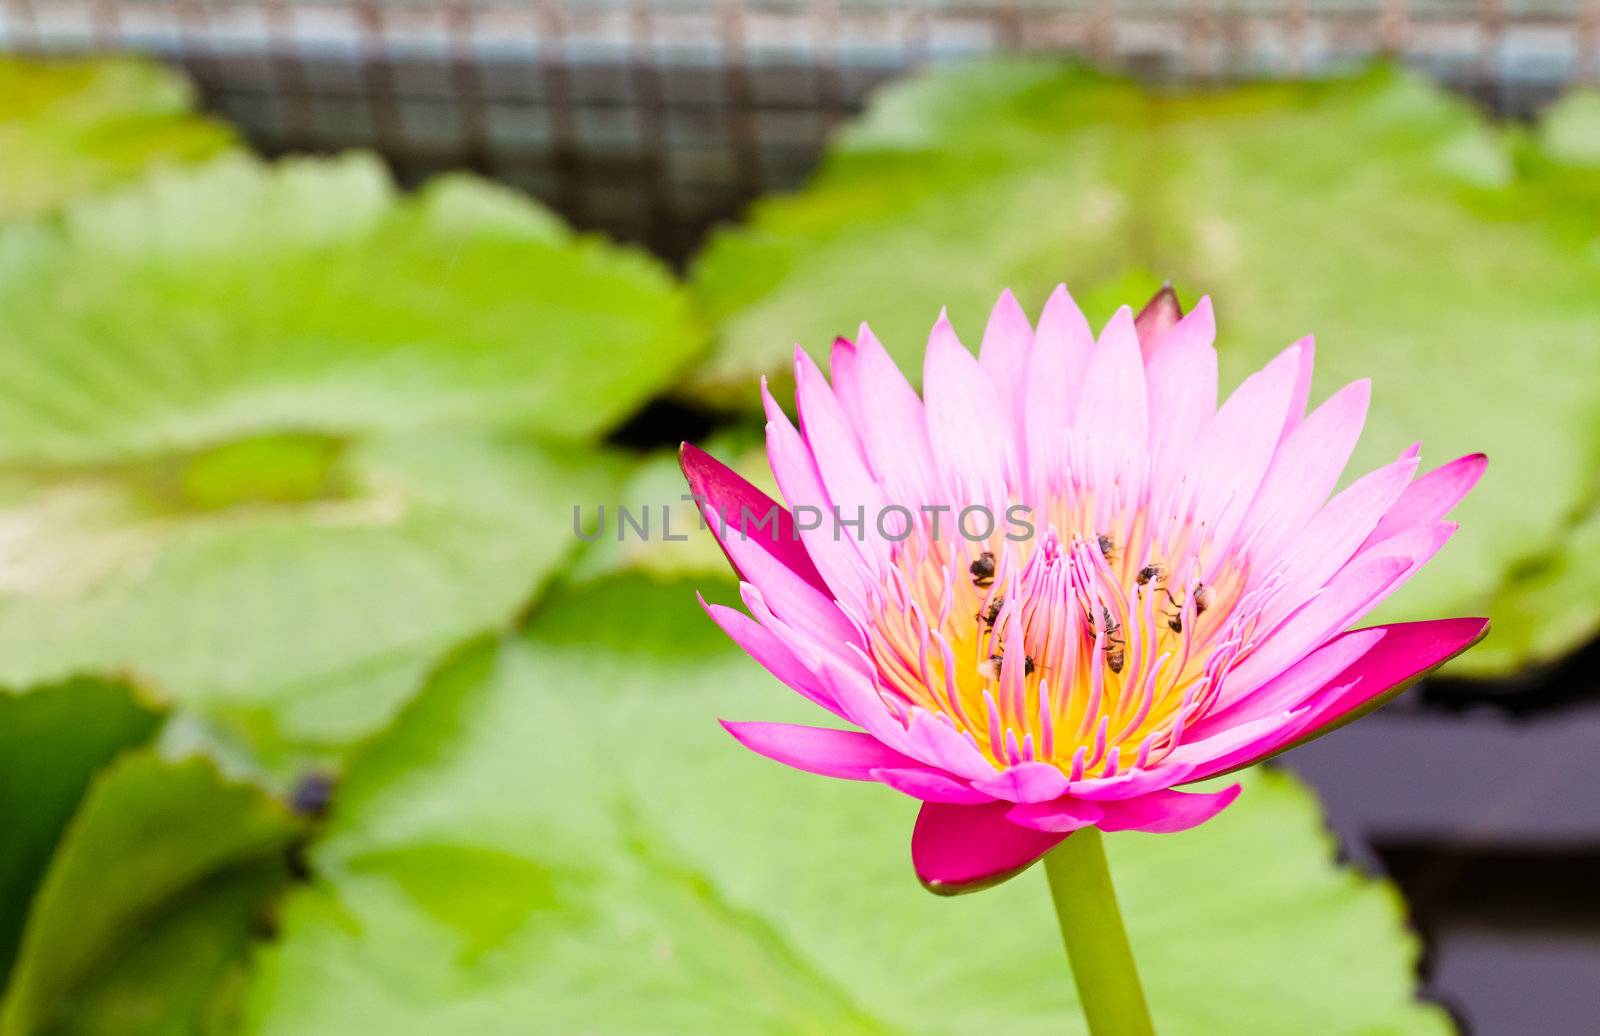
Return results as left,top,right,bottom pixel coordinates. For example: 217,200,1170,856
1364,452,1487,548
872,766,992,804
720,720,918,780
680,442,827,594
830,325,940,509
1097,785,1242,833
1185,617,1490,781
924,312,1010,502
1133,282,1183,356
977,288,1034,421
1005,797,1105,832
701,596,845,718
912,800,1068,894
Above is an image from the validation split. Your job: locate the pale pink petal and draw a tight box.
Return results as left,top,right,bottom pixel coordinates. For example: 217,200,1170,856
1241,379,1371,563
912,800,1068,894
1187,625,1384,736
1097,785,1242,833
872,766,992,804
1363,453,1487,548
1025,285,1096,494
1170,341,1303,560
701,597,845,718
1005,797,1105,833
1144,297,1218,494
1282,335,1316,436
680,442,826,594
830,326,940,508
924,312,1011,500
977,289,1033,420
970,761,1073,803
791,347,893,566
1073,306,1148,502
1224,553,1412,696
905,709,997,781
721,721,920,780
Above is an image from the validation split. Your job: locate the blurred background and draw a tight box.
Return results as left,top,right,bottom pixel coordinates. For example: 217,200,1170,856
0,2,1598,1034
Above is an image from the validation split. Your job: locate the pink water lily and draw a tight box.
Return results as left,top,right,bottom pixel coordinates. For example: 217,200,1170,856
683,284,1486,895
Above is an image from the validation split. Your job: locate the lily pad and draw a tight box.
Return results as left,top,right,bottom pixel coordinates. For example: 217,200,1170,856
0,55,233,219
243,574,1447,1035
689,61,1600,676
1,751,300,1035
0,677,161,985
0,154,699,757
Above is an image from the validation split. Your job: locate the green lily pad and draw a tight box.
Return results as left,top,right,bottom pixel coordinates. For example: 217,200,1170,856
0,677,162,986
0,154,700,758
689,61,1600,677
1,751,300,1035
0,55,233,219
242,574,1447,1035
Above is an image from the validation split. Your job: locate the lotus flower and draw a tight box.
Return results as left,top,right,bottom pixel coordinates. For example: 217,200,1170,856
682,284,1486,895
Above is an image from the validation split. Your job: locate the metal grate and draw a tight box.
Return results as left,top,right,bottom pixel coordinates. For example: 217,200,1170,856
5,0,1599,255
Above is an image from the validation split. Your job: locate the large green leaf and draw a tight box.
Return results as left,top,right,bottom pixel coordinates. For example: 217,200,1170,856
0,677,161,985
243,574,1447,1035
0,751,300,1035
0,56,233,219
0,154,698,757
689,62,1600,677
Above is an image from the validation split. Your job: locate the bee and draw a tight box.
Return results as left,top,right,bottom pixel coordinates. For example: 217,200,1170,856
1136,563,1165,586
978,651,1037,681
1193,583,1213,615
977,595,1005,630
1167,613,1183,634
969,550,996,588
1088,606,1127,675
1097,534,1116,561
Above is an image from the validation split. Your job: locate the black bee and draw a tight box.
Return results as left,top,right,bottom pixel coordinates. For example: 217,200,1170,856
1088,606,1127,675
1097,534,1115,560
1136,563,1165,586
969,550,996,588
1193,583,1213,615
977,595,1005,630
978,651,1037,680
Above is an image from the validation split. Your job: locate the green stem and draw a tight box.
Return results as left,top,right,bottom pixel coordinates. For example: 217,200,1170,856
1042,827,1155,1036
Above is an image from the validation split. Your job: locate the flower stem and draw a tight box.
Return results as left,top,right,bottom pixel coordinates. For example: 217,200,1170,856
1042,827,1155,1036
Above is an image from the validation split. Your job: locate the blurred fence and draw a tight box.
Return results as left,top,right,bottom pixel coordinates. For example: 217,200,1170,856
4,0,1598,253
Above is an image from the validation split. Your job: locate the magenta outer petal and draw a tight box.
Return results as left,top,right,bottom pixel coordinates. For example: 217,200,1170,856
700,597,846,719
913,800,1069,894
871,767,992,804
1186,617,1490,782
721,720,920,781
679,442,827,594
1097,785,1242,833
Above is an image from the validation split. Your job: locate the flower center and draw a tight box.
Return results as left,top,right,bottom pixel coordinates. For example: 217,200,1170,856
862,498,1257,777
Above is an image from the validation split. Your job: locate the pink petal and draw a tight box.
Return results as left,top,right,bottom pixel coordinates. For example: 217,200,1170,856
1097,785,1242,833
1363,452,1487,548
1133,282,1183,357
721,720,920,780
830,326,940,508
1005,797,1105,833
970,761,1073,803
1073,306,1148,500
1240,378,1371,563
1025,285,1095,493
680,442,828,595
912,800,1069,894
1282,335,1316,436
791,348,892,563
1169,341,1303,560
977,288,1033,420
1143,297,1218,495
924,312,1011,501
872,766,992,804
1186,617,1490,781
761,382,874,609
701,596,845,718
